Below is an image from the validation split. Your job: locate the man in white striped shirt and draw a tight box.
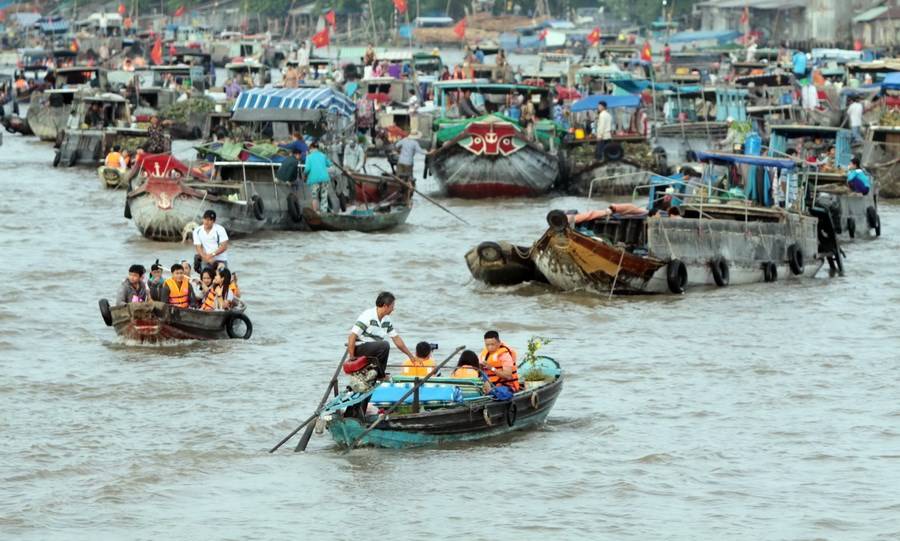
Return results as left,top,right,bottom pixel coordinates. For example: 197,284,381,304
347,291,415,377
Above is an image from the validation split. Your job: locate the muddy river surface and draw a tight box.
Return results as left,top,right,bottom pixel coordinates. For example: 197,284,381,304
1,131,899,540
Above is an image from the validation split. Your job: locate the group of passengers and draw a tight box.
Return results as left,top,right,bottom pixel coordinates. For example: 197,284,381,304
348,292,523,405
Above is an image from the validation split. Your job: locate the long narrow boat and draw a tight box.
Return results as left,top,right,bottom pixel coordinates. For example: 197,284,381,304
325,356,562,449
98,299,252,342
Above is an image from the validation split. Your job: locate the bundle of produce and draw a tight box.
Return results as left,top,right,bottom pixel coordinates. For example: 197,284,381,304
159,96,216,123
879,109,900,127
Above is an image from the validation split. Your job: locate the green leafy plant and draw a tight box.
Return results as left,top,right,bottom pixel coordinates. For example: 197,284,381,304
522,335,552,381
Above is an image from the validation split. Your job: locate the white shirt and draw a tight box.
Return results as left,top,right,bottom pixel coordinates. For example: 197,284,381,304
847,101,863,128
193,223,229,262
350,306,398,344
595,109,612,140
802,85,818,110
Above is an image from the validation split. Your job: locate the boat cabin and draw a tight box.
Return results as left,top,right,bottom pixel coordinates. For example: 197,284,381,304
53,67,107,90
433,81,552,118
225,60,271,86
19,48,49,70
68,93,132,130
361,77,414,105
768,124,853,180
412,52,443,78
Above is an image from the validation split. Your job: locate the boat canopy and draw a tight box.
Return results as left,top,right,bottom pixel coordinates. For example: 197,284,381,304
571,94,640,113
696,151,796,170
432,81,551,94
668,30,740,44
232,87,356,122
882,72,900,91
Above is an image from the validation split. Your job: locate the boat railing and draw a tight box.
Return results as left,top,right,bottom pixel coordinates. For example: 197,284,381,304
588,170,655,200
631,178,764,223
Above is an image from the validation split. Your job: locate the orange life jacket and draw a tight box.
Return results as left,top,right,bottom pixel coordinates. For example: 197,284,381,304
480,343,520,392
105,152,123,168
452,366,480,379
402,357,434,378
201,286,219,311
164,277,190,308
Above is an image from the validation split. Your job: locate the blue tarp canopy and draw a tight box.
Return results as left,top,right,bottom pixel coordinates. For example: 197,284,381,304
882,72,900,91
696,151,796,170
610,79,704,95
571,94,641,113
232,87,356,121
668,30,740,44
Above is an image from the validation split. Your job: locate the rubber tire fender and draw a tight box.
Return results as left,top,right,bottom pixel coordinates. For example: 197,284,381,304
52,151,61,167
505,402,517,427
546,209,569,232
287,192,303,223
98,298,113,327
250,194,265,221
476,241,504,263
225,313,253,340
710,256,729,287
604,142,624,161
124,200,132,219
846,217,856,239
788,244,804,276
875,214,881,237
666,259,688,294
763,261,777,283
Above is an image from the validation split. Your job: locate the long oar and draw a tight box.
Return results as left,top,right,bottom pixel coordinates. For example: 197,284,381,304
269,349,347,454
366,163,472,226
344,345,465,451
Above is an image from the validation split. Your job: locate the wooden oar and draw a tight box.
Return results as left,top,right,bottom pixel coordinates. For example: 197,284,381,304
363,163,472,227
269,349,348,454
344,345,465,451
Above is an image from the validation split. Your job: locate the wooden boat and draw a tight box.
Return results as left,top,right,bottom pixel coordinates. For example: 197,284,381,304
529,153,833,295
430,82,561,198
464,241,547,286
26,88,77,141
97,166,135,189
326,356,563,449
98,299,252,342
302,204,411,232
770,125,881,240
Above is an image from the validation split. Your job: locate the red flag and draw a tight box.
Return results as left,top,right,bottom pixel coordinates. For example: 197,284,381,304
150,38,163,65
538,28,549,41
118,3,126,15
641,41,652,62
174,5,185,17
740,6,749,26
854,39,863,51
70,38,79,53
453,18,466,39
587,27,601,45
393,0,407,14
312,27,330,48
325,10,336,27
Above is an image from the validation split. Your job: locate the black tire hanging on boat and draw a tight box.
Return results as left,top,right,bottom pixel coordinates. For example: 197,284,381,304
875,214,881,237
52,151,61,167
788,244,804,275
250,195,265,221
866,206,878,230
846,217,856,239
124,200,132,219
710,257,729,287
604,142,624,161
666,259,688,294
98,298,113,327
476,241,504,263
287,192,303,223
546,209,568,232
225,313,253,340
763,261,777,283
505,402,517,427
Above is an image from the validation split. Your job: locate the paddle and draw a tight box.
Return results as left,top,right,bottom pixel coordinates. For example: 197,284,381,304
269,349,348,454
344,345,465,452
364,163,472,227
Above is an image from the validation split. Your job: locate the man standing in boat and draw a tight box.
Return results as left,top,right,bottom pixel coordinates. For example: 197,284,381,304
395,131,434,181
347,291,415,379
193,210,229,271
594,101,612,161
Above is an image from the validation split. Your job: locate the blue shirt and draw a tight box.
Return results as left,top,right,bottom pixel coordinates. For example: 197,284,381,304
304,150,332,184
847,168,871,195
792,51,807,76
280,139,308,160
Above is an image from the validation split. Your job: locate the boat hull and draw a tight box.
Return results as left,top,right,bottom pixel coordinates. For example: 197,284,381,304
328,378,562,449
108,301,249,342
431,143,560,198
27,104,69,141
465,241,546,286
533,214,823,295
301,205,411,232
816,187,881,241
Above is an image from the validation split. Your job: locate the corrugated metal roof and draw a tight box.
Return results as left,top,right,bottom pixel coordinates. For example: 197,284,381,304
853,6,889,23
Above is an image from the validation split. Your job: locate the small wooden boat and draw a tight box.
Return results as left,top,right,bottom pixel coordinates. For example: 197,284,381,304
464,241,547,286
98,299,252,342
326,356,563,449
301,204,411,232
97,166,135,189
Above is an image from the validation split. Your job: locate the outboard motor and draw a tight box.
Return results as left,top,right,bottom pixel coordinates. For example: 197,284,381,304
343,356,381,393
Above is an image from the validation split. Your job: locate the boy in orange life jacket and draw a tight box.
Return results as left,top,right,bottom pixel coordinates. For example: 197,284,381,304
402,341,436,377
480,330,520,393
161,263,194,308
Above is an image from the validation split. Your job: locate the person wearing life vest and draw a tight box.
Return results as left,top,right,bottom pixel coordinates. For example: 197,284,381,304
402,341,436,378
451,349,481,379
105,144,127,170
479,330,520,393
161,263,193,308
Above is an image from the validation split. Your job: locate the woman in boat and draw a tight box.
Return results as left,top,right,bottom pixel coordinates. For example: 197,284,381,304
195,269,214,309
201,268,235,311
451,350,481,379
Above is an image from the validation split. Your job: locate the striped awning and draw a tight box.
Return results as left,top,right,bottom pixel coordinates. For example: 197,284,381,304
232,87,356,118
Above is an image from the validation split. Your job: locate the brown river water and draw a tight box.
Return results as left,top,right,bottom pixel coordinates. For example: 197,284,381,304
1,130,899,540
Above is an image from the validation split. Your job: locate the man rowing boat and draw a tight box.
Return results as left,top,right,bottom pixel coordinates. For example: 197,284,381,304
347,291,415,379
